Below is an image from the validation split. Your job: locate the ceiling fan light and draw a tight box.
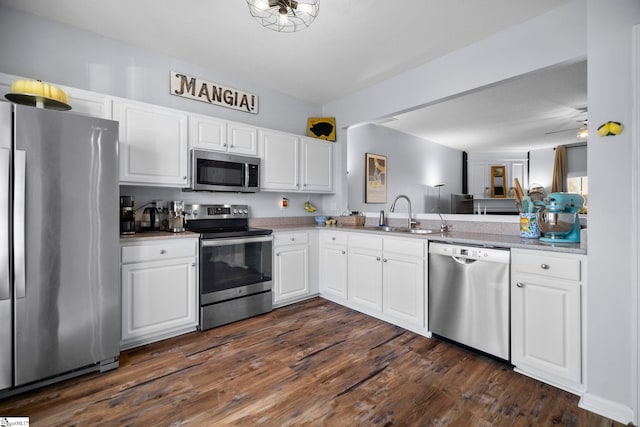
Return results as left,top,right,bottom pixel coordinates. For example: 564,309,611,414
247,0,319,33
576,126,588,139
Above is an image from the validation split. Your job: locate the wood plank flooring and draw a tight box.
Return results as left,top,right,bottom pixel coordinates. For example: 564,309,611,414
0,298,625,426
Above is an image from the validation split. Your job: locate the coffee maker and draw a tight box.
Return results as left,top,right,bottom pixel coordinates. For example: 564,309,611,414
120,196,135,236
168,201,185,233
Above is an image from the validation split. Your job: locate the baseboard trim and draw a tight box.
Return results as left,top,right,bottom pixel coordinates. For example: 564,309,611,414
579,392,635,425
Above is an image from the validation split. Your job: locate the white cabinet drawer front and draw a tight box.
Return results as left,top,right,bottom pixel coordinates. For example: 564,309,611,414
383,237,424,257
274,232,308,246
349,234,383,251
122,240,197,263
320,230,347,246
512,252,581,281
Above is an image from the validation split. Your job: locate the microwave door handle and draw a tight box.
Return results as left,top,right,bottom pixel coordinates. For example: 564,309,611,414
244,163,249,189
201,236,273,247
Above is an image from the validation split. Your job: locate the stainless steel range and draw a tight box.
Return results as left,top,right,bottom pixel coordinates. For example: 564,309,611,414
185,204,273,331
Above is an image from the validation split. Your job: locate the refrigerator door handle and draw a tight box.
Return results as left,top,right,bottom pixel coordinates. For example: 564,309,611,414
0,148,9,300
14,150,26,299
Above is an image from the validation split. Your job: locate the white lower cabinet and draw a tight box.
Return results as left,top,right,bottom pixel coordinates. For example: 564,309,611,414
348,234,384,311
120,238,198,350
273,231,318,306
319,230,348,300
510,248,585,393
321,232,427,333
381,237,425,328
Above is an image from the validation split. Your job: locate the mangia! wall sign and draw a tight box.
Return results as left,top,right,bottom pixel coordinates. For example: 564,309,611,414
170,71,258,114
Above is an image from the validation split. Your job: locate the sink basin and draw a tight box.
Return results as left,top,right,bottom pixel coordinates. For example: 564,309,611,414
367,226,438,234
409,228,438,234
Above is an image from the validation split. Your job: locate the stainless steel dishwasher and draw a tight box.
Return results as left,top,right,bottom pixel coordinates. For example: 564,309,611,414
428,242,511,360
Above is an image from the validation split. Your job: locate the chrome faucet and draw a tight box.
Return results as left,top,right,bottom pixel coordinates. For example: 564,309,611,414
390,194,416,230
437,212,450,233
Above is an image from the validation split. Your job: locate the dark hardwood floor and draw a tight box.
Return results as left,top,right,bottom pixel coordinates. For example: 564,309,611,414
0,298,625,426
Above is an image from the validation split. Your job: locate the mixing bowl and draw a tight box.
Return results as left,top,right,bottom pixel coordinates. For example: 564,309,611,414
538,212,577,236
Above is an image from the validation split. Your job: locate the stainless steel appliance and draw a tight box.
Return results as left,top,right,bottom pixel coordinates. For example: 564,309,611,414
186,149,260,193
168,201,185,232
120,196,135,235
185,204,272,330
0,103,120,396
428,242,511,360
140,203,160,231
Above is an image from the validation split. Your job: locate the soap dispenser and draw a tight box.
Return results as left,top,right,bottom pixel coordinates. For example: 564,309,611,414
379,210,386,226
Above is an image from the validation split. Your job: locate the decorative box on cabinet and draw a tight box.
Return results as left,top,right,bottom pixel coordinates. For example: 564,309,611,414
189,114,258,156
510,248,585,394
114,99,189,186
120,238,198,350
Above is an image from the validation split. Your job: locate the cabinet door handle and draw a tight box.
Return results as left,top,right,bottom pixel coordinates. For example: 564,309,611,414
332,237,336,240
540,264,549,270
383,258,388,263
290,237,295,241
223,143,227,147
516,282,524,288
183,175,187,179
160,250,166,254
341,251,346,254
191,262,196,267
376,257,381,261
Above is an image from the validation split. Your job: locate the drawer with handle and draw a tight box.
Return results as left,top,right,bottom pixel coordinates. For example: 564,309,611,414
512,250,581,281
274,232,308,247
122,239,197,264
320,230,347,245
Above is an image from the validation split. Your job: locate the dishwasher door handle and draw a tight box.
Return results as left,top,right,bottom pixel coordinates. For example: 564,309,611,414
452,256,477,265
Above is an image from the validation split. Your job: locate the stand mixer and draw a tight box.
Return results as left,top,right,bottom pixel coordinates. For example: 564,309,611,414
538,192,584,243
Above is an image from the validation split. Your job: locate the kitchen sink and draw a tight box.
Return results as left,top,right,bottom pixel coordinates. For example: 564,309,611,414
409,228,438,234
367,226,439,234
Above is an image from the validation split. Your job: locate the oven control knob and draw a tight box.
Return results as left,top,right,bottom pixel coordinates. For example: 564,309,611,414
232,209,238,214
243,209,248,214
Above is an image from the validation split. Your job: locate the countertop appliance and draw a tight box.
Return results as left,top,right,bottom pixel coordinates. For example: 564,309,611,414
140,204,160,232
185,204,272,330
186,149,260,193
428,242,511,360
0,103,120,396
168,201,185,232
120,196,135,236
539,192,584,244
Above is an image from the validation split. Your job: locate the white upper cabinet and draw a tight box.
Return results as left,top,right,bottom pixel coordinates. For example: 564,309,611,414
301,137,333,192
189,114,257,156
260,129,300,191
114,99,189,187
260,129,334,193
227,121,258,156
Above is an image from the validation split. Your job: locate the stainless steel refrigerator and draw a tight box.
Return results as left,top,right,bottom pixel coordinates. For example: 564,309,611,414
0,102,120,394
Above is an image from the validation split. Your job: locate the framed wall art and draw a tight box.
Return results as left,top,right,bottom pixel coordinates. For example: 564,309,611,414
365,153,387,203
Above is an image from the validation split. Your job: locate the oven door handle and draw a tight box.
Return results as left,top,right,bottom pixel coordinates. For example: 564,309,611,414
201,236,273,247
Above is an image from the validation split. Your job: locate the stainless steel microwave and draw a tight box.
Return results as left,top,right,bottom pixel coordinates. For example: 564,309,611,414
187,149,260,192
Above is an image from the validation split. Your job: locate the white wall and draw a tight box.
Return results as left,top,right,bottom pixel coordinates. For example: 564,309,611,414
529,148,556,194
347,124,462,214
580,0,640,423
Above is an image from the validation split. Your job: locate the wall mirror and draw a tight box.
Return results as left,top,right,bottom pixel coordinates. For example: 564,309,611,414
490,166,506,198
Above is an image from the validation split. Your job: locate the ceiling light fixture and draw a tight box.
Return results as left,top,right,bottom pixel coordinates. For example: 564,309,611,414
247,0,319,33
576,120,588,139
